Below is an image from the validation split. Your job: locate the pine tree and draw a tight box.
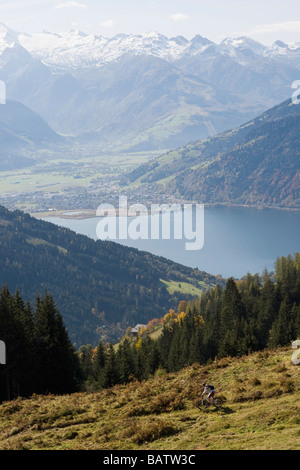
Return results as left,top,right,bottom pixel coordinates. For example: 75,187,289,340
118,338,135,383
33,293,78,394
104,344,120,388
78,344,94,385
218,278,245,357
268,298,292,348
147,338,161,376
11,291,37,396
257,273,278,348
93,340,107,387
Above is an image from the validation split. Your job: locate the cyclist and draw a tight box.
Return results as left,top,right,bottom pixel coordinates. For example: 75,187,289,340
202,383,215,402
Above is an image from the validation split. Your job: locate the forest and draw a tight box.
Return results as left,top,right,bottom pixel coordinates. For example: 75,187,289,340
1,253,299,403
0,289,79,402
0,205,218,346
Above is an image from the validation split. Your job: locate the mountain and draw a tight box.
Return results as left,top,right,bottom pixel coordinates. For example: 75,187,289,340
37,54,252,150
122,98,300,209
0,100,63,170
219,37,267,62
1,24,299,150
14,29,300,71
0,205,221,346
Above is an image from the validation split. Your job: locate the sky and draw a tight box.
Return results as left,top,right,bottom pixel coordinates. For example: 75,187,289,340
1,0,300,44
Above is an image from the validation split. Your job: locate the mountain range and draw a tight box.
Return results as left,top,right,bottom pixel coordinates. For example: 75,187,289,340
122,98,300,209
1,23,300,151
10,27,300,71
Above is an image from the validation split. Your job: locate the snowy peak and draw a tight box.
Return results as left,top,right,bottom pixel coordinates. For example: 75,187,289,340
220,36,265,52
0,23,20,55
16,29,218,69
0,23,299,71
219,35,300,61
0,23,19,41
185,34,214,55
267,40,300,56
219,36,267,64
170,36,189,46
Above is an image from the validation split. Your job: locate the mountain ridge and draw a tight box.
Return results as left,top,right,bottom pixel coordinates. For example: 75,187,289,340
122,98,300,209
0,100,63,170
1,25,297,70
1,23,299,150
1,23,300,151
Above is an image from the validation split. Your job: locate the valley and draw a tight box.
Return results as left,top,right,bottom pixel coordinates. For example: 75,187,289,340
0,149,165,214
0,9,299,453
0,205,220,345
1,24,300,214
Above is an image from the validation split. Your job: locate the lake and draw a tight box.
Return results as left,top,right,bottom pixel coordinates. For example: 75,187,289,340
42,206,300,279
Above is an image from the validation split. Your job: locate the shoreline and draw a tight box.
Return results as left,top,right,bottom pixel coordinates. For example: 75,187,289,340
31,202,300,221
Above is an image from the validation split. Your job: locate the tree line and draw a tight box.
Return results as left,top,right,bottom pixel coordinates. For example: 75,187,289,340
0,253,299,402
79,253,300,390
0,204,217,346
0,288,79,403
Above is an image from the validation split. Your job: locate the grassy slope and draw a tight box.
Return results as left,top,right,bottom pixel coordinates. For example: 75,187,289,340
160,279,206,297
0,346,299,450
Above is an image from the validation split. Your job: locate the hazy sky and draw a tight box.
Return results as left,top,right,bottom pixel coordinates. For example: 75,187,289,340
1,0,300,44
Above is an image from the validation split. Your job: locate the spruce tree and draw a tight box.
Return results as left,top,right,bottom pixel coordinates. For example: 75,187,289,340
104,344,120,387
218,278,245,357
93,340,107,387
268,298,291,348
33,293,78,394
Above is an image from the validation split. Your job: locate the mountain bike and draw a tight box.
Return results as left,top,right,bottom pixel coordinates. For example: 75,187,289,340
196,396,224,410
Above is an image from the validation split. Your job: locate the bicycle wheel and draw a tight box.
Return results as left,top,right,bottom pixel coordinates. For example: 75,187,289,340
213,397,223,408
197,398,210,410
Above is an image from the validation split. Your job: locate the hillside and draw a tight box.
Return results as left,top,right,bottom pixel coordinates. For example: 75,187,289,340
0,205,220,346
0,100,63,170
122,99,300,209
0,346,299,450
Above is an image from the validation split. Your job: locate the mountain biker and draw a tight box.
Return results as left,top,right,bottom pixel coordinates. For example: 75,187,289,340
202,383,215,402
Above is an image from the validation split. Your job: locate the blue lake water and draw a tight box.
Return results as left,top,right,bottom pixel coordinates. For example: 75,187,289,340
42,206,300,279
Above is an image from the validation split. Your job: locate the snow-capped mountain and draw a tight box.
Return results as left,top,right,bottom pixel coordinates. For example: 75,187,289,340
0,23,19,55
267,39,300,57
219,37,267,64
219,36,300,66
16,30,216,70
1,22,300,151
1,22,300,71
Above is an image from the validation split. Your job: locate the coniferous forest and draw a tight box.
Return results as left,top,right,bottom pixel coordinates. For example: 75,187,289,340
0,205,219,346
0,289,80,403
1,253,299,403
